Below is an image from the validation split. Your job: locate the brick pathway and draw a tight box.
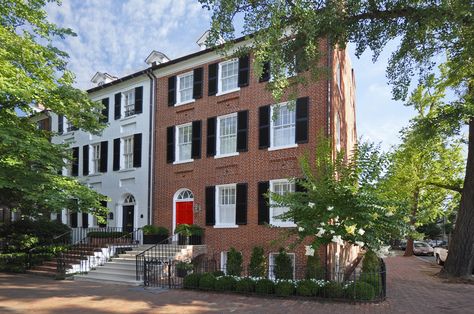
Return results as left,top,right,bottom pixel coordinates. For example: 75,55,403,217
0,256,472,314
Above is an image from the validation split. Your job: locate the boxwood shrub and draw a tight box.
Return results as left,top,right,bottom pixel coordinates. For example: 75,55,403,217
296,280,318,296
199,273,216,290
344,282,375,300
0,253,27,272
235,277,255,293
323,281,344,298
359,273,382,295
275,280,295,297
183,273,201,289
255,278,275,294
215,276,237,291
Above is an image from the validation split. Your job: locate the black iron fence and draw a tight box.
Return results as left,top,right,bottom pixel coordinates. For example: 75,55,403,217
57,228,142,275
142,257,386,302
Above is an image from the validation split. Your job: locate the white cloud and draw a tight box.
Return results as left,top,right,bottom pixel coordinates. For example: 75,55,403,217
46,0,210,89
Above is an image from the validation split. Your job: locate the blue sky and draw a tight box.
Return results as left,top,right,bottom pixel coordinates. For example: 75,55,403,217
46,0,416,151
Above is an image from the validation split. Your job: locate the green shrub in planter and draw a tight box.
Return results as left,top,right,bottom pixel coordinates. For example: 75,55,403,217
183,273,201,289
214,276,237,291
248,246,266,278
323,281,344,298
226,247,243,276
199,273,216,290
296,280,318,296
235,277,255,293
255,278,275,294
345,282,375,300
275,280,295,297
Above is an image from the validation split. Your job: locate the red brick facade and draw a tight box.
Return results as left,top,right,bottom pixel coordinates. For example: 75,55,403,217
152,43,356,269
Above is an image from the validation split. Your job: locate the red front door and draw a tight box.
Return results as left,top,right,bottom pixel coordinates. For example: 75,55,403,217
176,201,193,225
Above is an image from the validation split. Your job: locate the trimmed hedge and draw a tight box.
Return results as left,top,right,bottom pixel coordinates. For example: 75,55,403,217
255,278,275,294
235,277,255,293
296,280,318,296
323,281,344,298
275,280,295,296
215,276,237,291
199,273,216,290
0,253,27,273
345,282,376,300
183,273,201,289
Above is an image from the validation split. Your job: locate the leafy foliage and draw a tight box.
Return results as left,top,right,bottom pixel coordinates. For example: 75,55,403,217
274,280,295,297
199,273,216,290
215,276,237,291
305,254,325,279
235,277,255,293
345,282,376,300
248,246,266,278
0,0,108,217
273,248,293,280
226,247,243,276
296,280,318,296
255,278,275,294
183,273,202,289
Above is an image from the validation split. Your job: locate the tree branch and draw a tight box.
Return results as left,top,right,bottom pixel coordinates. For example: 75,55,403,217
426,181,463,194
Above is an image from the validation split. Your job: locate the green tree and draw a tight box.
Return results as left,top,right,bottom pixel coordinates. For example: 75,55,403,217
199,0,473,278
226,247,243,276
248,246,266,278
0,0,107,217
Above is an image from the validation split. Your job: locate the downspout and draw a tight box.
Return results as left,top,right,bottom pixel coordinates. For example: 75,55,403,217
326,38,333,275
146,70,157,226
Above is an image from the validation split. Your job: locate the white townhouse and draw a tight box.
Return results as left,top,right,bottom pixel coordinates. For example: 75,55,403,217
51,51,169,235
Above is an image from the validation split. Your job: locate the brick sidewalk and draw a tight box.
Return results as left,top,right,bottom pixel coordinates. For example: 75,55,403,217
0,256,472,313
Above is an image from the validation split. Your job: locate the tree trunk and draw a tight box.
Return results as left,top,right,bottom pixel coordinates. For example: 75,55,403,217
443,118,474,278
404,189,419,257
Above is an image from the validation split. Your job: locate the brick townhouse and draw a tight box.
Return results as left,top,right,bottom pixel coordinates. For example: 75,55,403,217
151,35,357,272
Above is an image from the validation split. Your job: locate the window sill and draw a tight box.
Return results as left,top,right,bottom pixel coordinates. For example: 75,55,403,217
268,143,298,151
173,159,194,165
214,152,239,159
213,225,238,229
270,223,297,228
175,99,195,107
118,168,136,173
120,114,137,122
216,87,240,97
87,173,102,177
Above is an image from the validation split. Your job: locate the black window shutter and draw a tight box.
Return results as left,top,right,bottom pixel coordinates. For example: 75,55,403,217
238,54,250,87
295,97,309,144
191,120,202,159
258,181,270,225
134,86,143,114
295,180,306,193
259,61,271,82
100,141,108,172
101,98,109,123
72,147,79,177
258,105,270,149
82,145,89,176
70,212,78,228
208,63,218,96
82,213,89,228
205,186,216,226
237,110,248,152
166,126,175,163
236,183,248,225
114,93,121,120
168,76,176,106
113,138,120,171
58,115,64,134
207,117,216,157
133,133,142,168
193,67,203,99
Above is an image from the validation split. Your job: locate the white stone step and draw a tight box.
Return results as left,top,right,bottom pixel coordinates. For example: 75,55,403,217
74,273,141,286
91,268,135,277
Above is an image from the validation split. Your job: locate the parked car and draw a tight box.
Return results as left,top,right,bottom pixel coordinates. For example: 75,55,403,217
434,245,449,265
413,241,434,256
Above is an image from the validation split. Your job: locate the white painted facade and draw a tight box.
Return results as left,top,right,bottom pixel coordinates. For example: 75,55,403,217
51,73,155,232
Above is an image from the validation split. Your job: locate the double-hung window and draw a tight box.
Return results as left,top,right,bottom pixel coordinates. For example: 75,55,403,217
123,136,134,169
271,102,296,148
91,144,101,174
177,72,194,104
123,89,135,117
219,59,239,94
217,114,237,156
270,179,296,227
176,123,192,162
216,184,236,227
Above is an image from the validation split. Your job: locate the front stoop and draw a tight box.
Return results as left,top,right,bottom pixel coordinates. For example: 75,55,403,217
74,245,154,286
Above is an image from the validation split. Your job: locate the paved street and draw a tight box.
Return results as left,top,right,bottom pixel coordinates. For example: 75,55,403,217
0,256,473,314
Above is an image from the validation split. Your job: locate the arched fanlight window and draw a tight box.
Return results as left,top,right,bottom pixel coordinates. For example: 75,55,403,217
123,194,136,205
176,189,194,201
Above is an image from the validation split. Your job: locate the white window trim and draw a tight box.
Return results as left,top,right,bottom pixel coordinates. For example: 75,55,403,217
215,112,239,158
122,89,135,118
174,123,193,164
121,136,134,170
269,102,298,151
216,58,240,96
220,251,228,273
269,252,296,280
269,179,297,227
176,71,195,106
214,183,238,228
90,143,101,175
